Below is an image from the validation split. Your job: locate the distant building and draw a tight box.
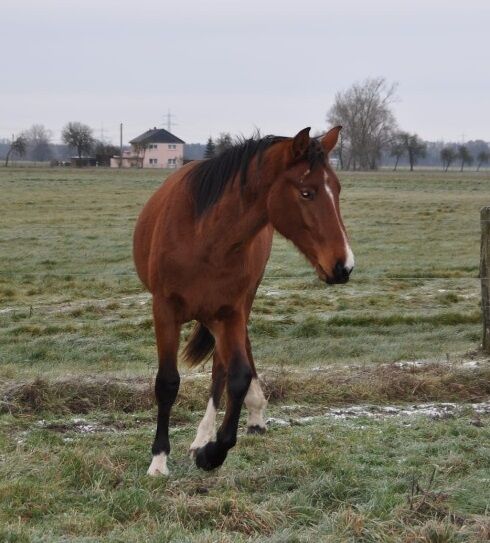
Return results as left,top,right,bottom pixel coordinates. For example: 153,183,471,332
110,127,185,169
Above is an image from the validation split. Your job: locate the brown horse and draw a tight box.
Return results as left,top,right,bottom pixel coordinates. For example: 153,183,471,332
133,126,354,476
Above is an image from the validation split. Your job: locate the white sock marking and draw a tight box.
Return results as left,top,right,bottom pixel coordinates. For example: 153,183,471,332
147,452,169,476
189,397,217,455
245,378,267,429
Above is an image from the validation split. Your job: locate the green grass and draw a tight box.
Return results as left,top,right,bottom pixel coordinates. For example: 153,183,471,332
0,410,489,542
1,167,490,541
0,168,488,378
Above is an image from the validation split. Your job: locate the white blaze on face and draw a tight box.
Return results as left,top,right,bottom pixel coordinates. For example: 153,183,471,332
324,171,355,272
189,397,217,455
147,452,169,476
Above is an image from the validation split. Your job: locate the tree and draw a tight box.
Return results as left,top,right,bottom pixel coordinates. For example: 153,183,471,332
327,76,398,170
94,141,119,167
476,150,490,171
204,137,216,159
457,145,473,172
61,122,95,159
440,147,456,171
390,132,407,171
4,135,27,166
25,124,52,161
132,142,148,168
401,133,426,171
215,132,233,155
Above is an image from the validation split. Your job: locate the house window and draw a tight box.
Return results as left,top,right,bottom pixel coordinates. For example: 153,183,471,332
149,158,158,165
168,144,176,149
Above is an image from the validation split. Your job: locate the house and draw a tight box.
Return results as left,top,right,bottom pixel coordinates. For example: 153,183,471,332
110,127,185,169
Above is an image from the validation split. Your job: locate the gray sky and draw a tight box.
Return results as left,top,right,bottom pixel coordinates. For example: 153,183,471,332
1,0,489,144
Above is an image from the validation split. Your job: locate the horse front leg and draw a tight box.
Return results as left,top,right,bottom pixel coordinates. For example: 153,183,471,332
194,313,252,471
147,297,181,476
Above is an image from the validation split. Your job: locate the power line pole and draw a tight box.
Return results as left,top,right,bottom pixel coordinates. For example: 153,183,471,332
162,109,178,133
119,123,123,169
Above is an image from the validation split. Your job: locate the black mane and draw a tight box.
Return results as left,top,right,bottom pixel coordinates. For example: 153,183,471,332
187,134,325,216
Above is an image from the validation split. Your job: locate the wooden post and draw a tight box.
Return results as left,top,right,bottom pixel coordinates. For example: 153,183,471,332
481,207,490,353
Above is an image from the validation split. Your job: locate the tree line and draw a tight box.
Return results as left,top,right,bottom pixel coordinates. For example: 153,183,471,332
327,76,489,171
3,93,489,170
2,122,118,166
204,84,489,172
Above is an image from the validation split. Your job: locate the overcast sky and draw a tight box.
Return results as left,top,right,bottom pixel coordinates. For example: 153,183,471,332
1,0,489,144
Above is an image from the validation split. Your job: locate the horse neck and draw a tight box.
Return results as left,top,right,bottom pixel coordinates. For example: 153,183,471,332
199,184,268,252
199,152,283,250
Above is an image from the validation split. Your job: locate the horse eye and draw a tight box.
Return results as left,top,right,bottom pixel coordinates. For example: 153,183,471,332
300,189,315,200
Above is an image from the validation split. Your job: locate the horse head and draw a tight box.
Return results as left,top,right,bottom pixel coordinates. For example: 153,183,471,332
266,126,354,284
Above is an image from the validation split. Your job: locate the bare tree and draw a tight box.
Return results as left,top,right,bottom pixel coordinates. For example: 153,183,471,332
25,124,53,161
440,147,456,172
4,135,27,166
61,122,95,159
132,142,148,168
402,133,427,171
327,77,398,170
457,145,473,172
476,150,490,171
390,132,407,171
215,132,233,155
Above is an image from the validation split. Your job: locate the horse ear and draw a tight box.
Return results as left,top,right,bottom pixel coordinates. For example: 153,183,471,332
321,126,342,154
291,127,311,160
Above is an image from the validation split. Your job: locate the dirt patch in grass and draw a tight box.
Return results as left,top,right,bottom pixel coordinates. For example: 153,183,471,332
1,359,489,415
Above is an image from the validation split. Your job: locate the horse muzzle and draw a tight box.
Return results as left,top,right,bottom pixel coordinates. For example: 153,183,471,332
324,261,352,285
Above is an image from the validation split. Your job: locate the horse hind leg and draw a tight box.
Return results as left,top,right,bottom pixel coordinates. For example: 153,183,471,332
244,334,267,434
147,297,181,477
245,378,267,434
189,352,225,457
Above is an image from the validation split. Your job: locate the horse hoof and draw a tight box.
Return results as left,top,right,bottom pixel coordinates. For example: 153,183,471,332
195,442,228,471
247,425,266,435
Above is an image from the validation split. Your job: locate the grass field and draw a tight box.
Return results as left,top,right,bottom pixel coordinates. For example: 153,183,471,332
1,167,489,542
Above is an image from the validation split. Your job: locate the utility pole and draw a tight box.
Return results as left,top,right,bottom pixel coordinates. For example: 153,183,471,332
119,123,123,168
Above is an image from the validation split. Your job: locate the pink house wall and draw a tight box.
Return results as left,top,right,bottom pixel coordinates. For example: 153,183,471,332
143,143,184,168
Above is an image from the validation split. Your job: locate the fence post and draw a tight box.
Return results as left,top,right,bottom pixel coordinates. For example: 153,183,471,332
481,207,490,353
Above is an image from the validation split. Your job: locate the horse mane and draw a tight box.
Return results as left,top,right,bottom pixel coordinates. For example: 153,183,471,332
186,134,325,216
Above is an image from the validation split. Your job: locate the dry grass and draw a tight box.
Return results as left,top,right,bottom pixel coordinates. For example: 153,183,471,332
2,359,489,415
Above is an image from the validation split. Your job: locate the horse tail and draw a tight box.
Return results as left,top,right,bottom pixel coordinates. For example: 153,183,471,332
183,323,215,367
